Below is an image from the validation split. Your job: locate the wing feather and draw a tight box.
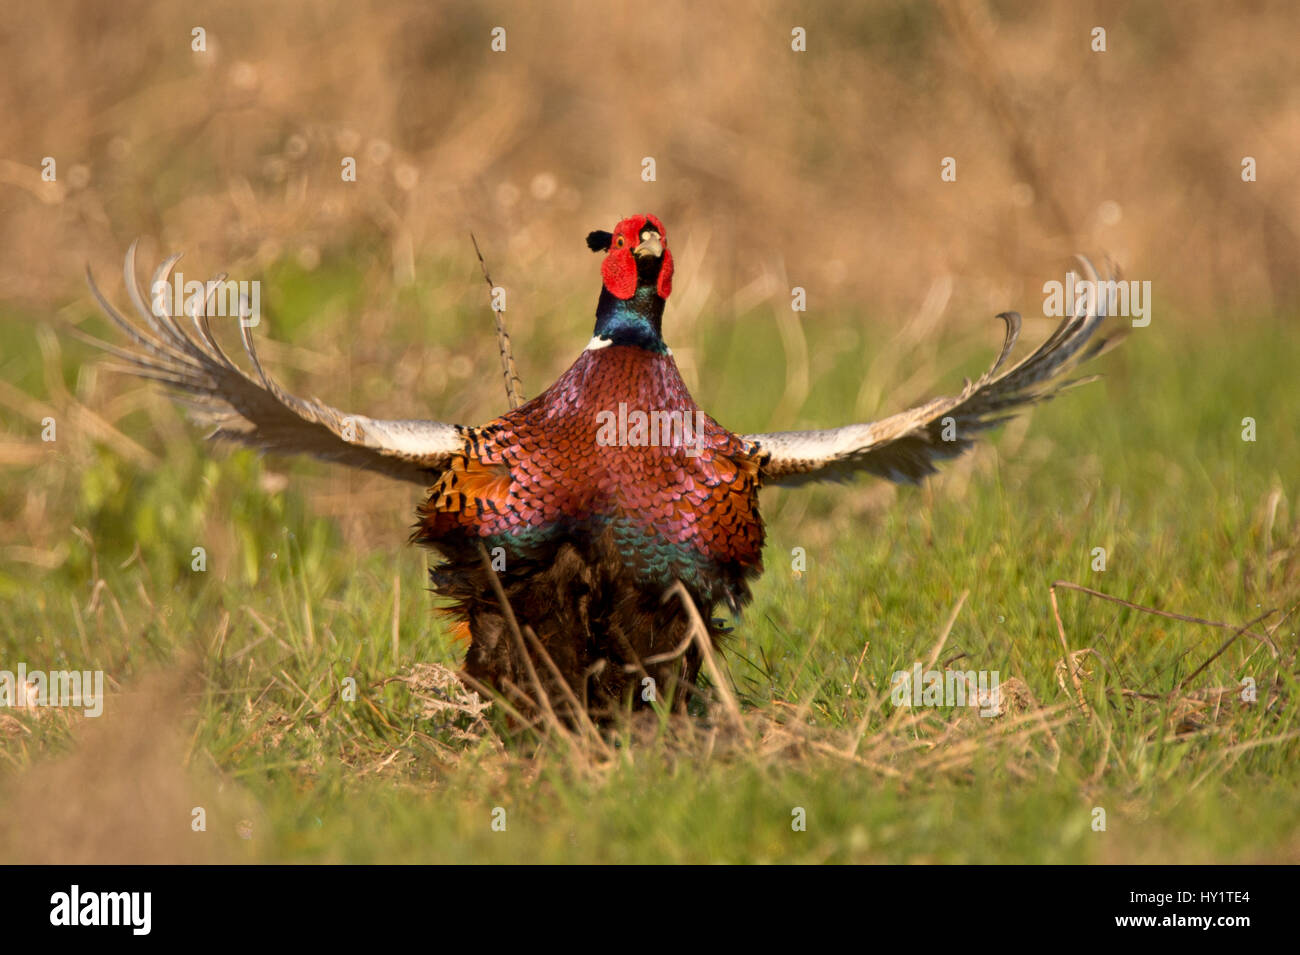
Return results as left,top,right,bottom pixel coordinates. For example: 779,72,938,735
746,257,1123,487
84,242,472,486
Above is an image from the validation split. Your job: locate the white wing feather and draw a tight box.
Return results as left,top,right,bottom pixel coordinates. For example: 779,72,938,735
746,258,1122,486
84,242,472,486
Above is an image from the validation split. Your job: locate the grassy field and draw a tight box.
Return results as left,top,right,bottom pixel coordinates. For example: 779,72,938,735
1,248,1296,863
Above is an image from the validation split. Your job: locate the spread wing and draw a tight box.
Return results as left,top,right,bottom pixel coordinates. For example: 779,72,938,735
746,258,1122,487
84,242,473,486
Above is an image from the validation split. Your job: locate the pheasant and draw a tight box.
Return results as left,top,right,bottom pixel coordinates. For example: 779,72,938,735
86,214,1116,717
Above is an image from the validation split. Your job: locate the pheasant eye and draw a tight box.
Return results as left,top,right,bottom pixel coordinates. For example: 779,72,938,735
616,236,625,248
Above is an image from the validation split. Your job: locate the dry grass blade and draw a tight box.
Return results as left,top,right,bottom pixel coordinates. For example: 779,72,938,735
1051,580,1283,658
521,626,614,757
475,541,564,736
1176,610,1276,693
1049,584,1090,716
664,581,743,726
885,589,969,730
471,233,525,410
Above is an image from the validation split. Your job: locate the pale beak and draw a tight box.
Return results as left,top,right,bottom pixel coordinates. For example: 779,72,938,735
632,231,663,258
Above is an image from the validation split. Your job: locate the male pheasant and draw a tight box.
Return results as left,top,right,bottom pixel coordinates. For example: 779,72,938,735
86,214,1116,717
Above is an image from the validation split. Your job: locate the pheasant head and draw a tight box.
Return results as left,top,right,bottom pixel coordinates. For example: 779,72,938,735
587,214,674,352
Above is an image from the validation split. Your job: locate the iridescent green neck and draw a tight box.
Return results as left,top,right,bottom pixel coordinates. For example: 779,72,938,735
592,285,667,353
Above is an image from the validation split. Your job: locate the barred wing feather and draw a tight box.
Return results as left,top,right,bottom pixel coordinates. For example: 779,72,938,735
746,258,1121,487
84,242,471,486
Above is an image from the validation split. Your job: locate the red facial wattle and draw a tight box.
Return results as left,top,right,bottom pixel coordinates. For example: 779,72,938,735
657,243,674,299
599,214,674,301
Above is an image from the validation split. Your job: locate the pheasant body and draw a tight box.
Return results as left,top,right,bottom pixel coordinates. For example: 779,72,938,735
87,212,1119,720
414,223,764,710
418,345,762,590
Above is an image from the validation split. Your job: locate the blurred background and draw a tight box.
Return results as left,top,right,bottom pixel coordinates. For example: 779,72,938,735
4,0,1297,312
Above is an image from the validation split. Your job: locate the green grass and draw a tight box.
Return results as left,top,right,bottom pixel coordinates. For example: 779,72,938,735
0,256,1297,863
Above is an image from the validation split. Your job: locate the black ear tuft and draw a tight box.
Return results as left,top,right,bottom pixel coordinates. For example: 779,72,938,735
586,230,613,253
